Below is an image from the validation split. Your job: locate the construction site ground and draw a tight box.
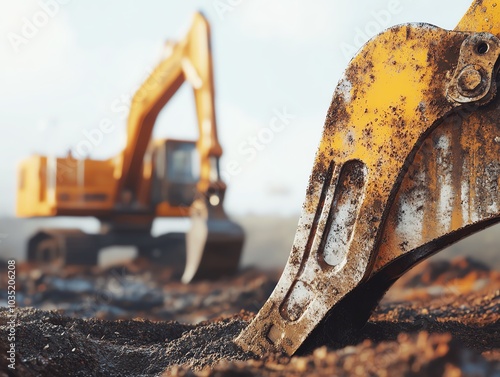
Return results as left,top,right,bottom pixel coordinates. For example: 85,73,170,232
0,256,498,376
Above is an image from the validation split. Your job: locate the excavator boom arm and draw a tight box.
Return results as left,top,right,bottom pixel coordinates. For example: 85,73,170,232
117,12,222,203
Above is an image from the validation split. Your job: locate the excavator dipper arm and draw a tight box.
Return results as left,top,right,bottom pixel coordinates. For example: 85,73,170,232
117,12,222,201
236,0,500,356
117,12,243,283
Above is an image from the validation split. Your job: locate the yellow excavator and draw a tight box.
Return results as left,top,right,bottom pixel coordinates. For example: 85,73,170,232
16,12,244,283
237,0,500,356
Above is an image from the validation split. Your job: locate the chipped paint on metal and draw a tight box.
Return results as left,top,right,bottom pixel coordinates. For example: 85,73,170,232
436,135,454,231
323,161,367,267
461,177,471,225
323,201,355,266
395,170,426,252
337,76,352,103
281,280,313,322
374,105,500,275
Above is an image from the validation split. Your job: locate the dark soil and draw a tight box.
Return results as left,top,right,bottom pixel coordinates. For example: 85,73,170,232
0,257,498,376
0,308,253,376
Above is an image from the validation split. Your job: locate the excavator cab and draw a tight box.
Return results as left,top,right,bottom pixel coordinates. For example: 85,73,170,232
151,139,200,208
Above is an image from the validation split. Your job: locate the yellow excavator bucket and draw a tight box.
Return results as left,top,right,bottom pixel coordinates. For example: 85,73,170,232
236,0,500,356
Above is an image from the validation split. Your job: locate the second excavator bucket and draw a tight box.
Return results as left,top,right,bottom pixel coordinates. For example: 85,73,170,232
236,0,500,356
182,197,245,283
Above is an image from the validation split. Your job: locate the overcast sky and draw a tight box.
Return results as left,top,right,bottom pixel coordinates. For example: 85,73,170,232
0,0,474,217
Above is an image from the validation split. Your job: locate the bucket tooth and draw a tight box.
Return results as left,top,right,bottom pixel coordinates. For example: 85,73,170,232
182,197,244,283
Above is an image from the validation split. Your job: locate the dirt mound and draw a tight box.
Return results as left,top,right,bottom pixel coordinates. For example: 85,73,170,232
398,257,493,287
0,308,253,377
386,256,500,302
171,333,498,377
1,286,498,376
0,257,498,376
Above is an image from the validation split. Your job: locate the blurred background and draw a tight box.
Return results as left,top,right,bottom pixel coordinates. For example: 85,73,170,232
0,0,498,269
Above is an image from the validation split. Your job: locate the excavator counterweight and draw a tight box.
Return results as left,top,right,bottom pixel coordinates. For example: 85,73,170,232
236,0,500,356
